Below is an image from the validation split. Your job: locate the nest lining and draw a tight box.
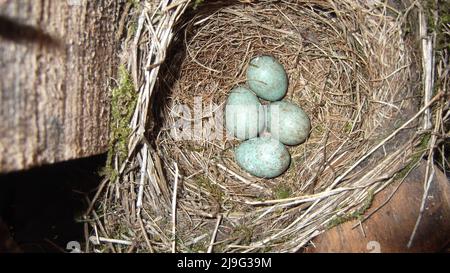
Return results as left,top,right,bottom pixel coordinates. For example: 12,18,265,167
92,0,421,253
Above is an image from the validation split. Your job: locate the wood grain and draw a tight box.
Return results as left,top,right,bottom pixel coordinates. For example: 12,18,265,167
0,0,124,173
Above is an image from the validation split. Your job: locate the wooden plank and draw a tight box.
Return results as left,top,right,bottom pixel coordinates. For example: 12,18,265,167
0,0,124,173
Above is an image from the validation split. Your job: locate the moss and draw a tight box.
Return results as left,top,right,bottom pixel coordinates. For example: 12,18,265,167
186,143,205,152
100,65,137,181
344,121,353,133
232,225,253,245
128,0,140,8
394,133,431,180
327,190,374,229
195,175,223,203
418,132,431,150
193,0,205,10
127,20,138,39
393,118,403,130
127,1,142,37
314,124,324,134
262,246,273,252
187,242,207,253
174,236,183,246
116,0,141,42
425,0,450,52
273,184,292,199
114,223,134,240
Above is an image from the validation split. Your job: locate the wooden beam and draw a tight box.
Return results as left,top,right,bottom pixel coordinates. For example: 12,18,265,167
0,0,124,173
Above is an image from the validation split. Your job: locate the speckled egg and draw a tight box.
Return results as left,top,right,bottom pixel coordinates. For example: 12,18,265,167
246,55,288,101
225,86,265,140
267,101,311,146
235,137,291,178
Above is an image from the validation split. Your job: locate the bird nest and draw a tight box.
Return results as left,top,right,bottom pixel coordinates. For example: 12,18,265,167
86,0,440,253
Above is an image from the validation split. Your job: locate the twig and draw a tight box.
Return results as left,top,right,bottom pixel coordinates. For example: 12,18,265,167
246,175,391,206
138,215,154,253
89,236,133,246
245,187,349,206
84,222,89,253
85,177,109,215
172,162,180,253
217,163,269,193
419,7,435,130
207,214,223,253
358,221,366,238
137,144,149,210
407,164,435,248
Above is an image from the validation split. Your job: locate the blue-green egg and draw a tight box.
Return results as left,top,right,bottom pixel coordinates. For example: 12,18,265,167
246,55,288,101
267,101,311,146
235,137,291,178
225,86,265,140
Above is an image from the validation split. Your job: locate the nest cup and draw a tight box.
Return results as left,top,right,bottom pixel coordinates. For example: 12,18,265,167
94,0,421,253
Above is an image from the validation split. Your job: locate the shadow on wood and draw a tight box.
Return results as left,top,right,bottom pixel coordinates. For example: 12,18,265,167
0,16,61,48
0,154,105,252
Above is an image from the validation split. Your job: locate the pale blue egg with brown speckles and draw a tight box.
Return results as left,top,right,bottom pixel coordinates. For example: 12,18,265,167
267,101,311,146
235,137,291,178
225,86,265,140
246,55,288,101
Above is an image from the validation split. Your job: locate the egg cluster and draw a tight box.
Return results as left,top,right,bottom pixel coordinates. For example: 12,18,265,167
225,55,311,178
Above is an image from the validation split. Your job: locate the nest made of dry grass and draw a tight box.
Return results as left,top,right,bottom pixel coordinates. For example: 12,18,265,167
85,0,448,253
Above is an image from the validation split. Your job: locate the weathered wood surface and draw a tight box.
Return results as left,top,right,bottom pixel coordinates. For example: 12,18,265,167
306,161,450,253
0,0,125,173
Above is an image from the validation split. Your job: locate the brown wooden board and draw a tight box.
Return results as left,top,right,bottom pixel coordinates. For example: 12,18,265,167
0,0,125,173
